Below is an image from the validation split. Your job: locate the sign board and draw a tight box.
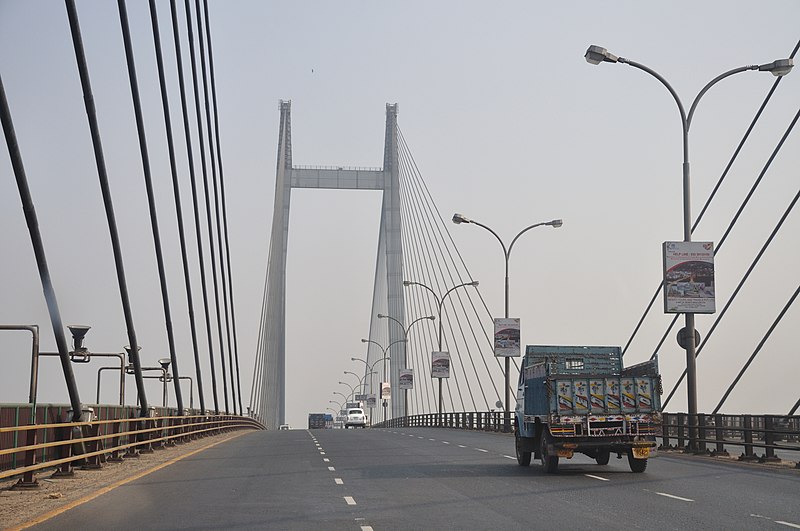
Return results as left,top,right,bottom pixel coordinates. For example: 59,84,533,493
381,382,391,400
336,416,347,423
366,394,377,408
354,394,367,402
431,351,450,379
663,241,716,314
494,318,521,357
346,402,361,409
399,368,414,390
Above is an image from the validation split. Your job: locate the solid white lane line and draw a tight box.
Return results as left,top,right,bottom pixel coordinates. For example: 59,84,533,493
585,474,610,482
475,448,488,453
776,522,800,529
328,466,335,471
503,455,516,460
323,458,330,462
334,478,344,485
344,496,357,505
655,492,694,502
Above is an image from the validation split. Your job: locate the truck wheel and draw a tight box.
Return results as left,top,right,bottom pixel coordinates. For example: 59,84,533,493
595,450,610,466
539,433,559,473
627,450,648,473
515,430,531,466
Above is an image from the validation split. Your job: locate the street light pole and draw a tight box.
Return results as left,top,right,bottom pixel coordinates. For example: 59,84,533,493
378,314,435,416
585,45,793,451
402,280,479,418
361,339,407,423
452,214,562,431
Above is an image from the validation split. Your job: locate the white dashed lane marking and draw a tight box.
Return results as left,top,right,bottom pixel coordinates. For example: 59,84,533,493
654,492,694,502
361,526,374,531
442,441,450,445
344,496,357,505
335,478,344,485
458,445,466,448
776,522,800,529
503,455,515,460
475,448,488,453
585,474,610,482
328,466,335,471
323,458,330,462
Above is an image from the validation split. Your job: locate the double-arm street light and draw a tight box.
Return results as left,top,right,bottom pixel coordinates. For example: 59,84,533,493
403,280,480,416
452,214,562,430
360,338,408,423
338,380,356,399
351,356,390,422
585,45,793,450
377,314,436,415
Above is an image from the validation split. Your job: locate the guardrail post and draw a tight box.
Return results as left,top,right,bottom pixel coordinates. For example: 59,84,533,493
13,424,40,489
51,424,75,478
660,413,670,449
108,419,124,462
694,414,708,454
711,413,728,457
739,414,757,461
82,422,103,469
124,418,141,459
676,413,685,449
761,415,780,463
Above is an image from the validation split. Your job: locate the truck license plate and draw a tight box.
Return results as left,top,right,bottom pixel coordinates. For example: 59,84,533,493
632,447,649,459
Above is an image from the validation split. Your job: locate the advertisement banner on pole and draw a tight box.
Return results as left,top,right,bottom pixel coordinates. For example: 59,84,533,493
399,368,414,390
366,394,377,408
493,318,521,357
431,351,450,378
663,241,716,314
380,382,391,400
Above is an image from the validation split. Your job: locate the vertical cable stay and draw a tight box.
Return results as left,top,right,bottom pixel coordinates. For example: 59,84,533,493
183,0,229,414
64,0,149,417
148,0,205,414
196,0,237,415
169,0,219,414
201,0,244,417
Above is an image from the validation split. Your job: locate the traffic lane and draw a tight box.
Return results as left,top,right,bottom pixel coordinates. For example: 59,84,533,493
31,430,365,531
332,428,800,530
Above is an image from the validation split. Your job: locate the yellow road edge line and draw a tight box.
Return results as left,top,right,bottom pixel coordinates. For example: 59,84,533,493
9,431,248,531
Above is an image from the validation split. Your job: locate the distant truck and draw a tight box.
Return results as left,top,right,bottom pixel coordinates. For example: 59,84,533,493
515,345,662,473
308,413,328,429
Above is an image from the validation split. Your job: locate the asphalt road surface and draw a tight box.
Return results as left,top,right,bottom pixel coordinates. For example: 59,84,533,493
29,428,800,530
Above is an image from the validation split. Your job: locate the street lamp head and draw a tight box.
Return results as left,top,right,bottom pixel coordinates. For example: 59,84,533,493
402,280,412,286
360,338,368,343
585,45,619,65
158,358,171,370
452,213,471,224
759,58,793,77
377,314,386,318
427,315,436,321
548,219,563,228
470,280,480,287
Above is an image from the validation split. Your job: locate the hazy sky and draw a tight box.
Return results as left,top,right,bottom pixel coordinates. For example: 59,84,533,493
1,1,799,427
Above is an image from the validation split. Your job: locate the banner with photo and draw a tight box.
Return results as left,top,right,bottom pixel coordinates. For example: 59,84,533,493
663,241,716,313
494,318,521,357
431,351,450,378
366,394,377,408
381,382,391,400
399,368,414,390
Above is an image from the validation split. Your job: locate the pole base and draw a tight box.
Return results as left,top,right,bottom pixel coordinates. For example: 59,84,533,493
11,478,40,490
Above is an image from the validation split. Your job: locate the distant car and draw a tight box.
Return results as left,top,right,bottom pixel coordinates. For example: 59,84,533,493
279,424,290,430
345,408,367,429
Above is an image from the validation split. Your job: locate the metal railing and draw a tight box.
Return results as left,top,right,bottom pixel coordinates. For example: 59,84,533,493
0,403,265,488
374,411,800,467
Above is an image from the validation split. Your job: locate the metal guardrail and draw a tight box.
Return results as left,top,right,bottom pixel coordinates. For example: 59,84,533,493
0,403,265,488
375,411,800,467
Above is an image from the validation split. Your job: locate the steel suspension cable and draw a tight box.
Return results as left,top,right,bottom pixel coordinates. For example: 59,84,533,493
184,0,229,413
169,0,219,414
117,0,185,414
195,0,237,415
201,0,243,416
399,129,502,401
148,0,205,414
621,39,800,360
64,0,149,417
713,283,800,413
1,74,83,420
399,131,498,407
662,165,800,410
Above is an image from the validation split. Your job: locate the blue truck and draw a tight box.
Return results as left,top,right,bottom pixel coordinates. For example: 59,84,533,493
515,345,662,473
